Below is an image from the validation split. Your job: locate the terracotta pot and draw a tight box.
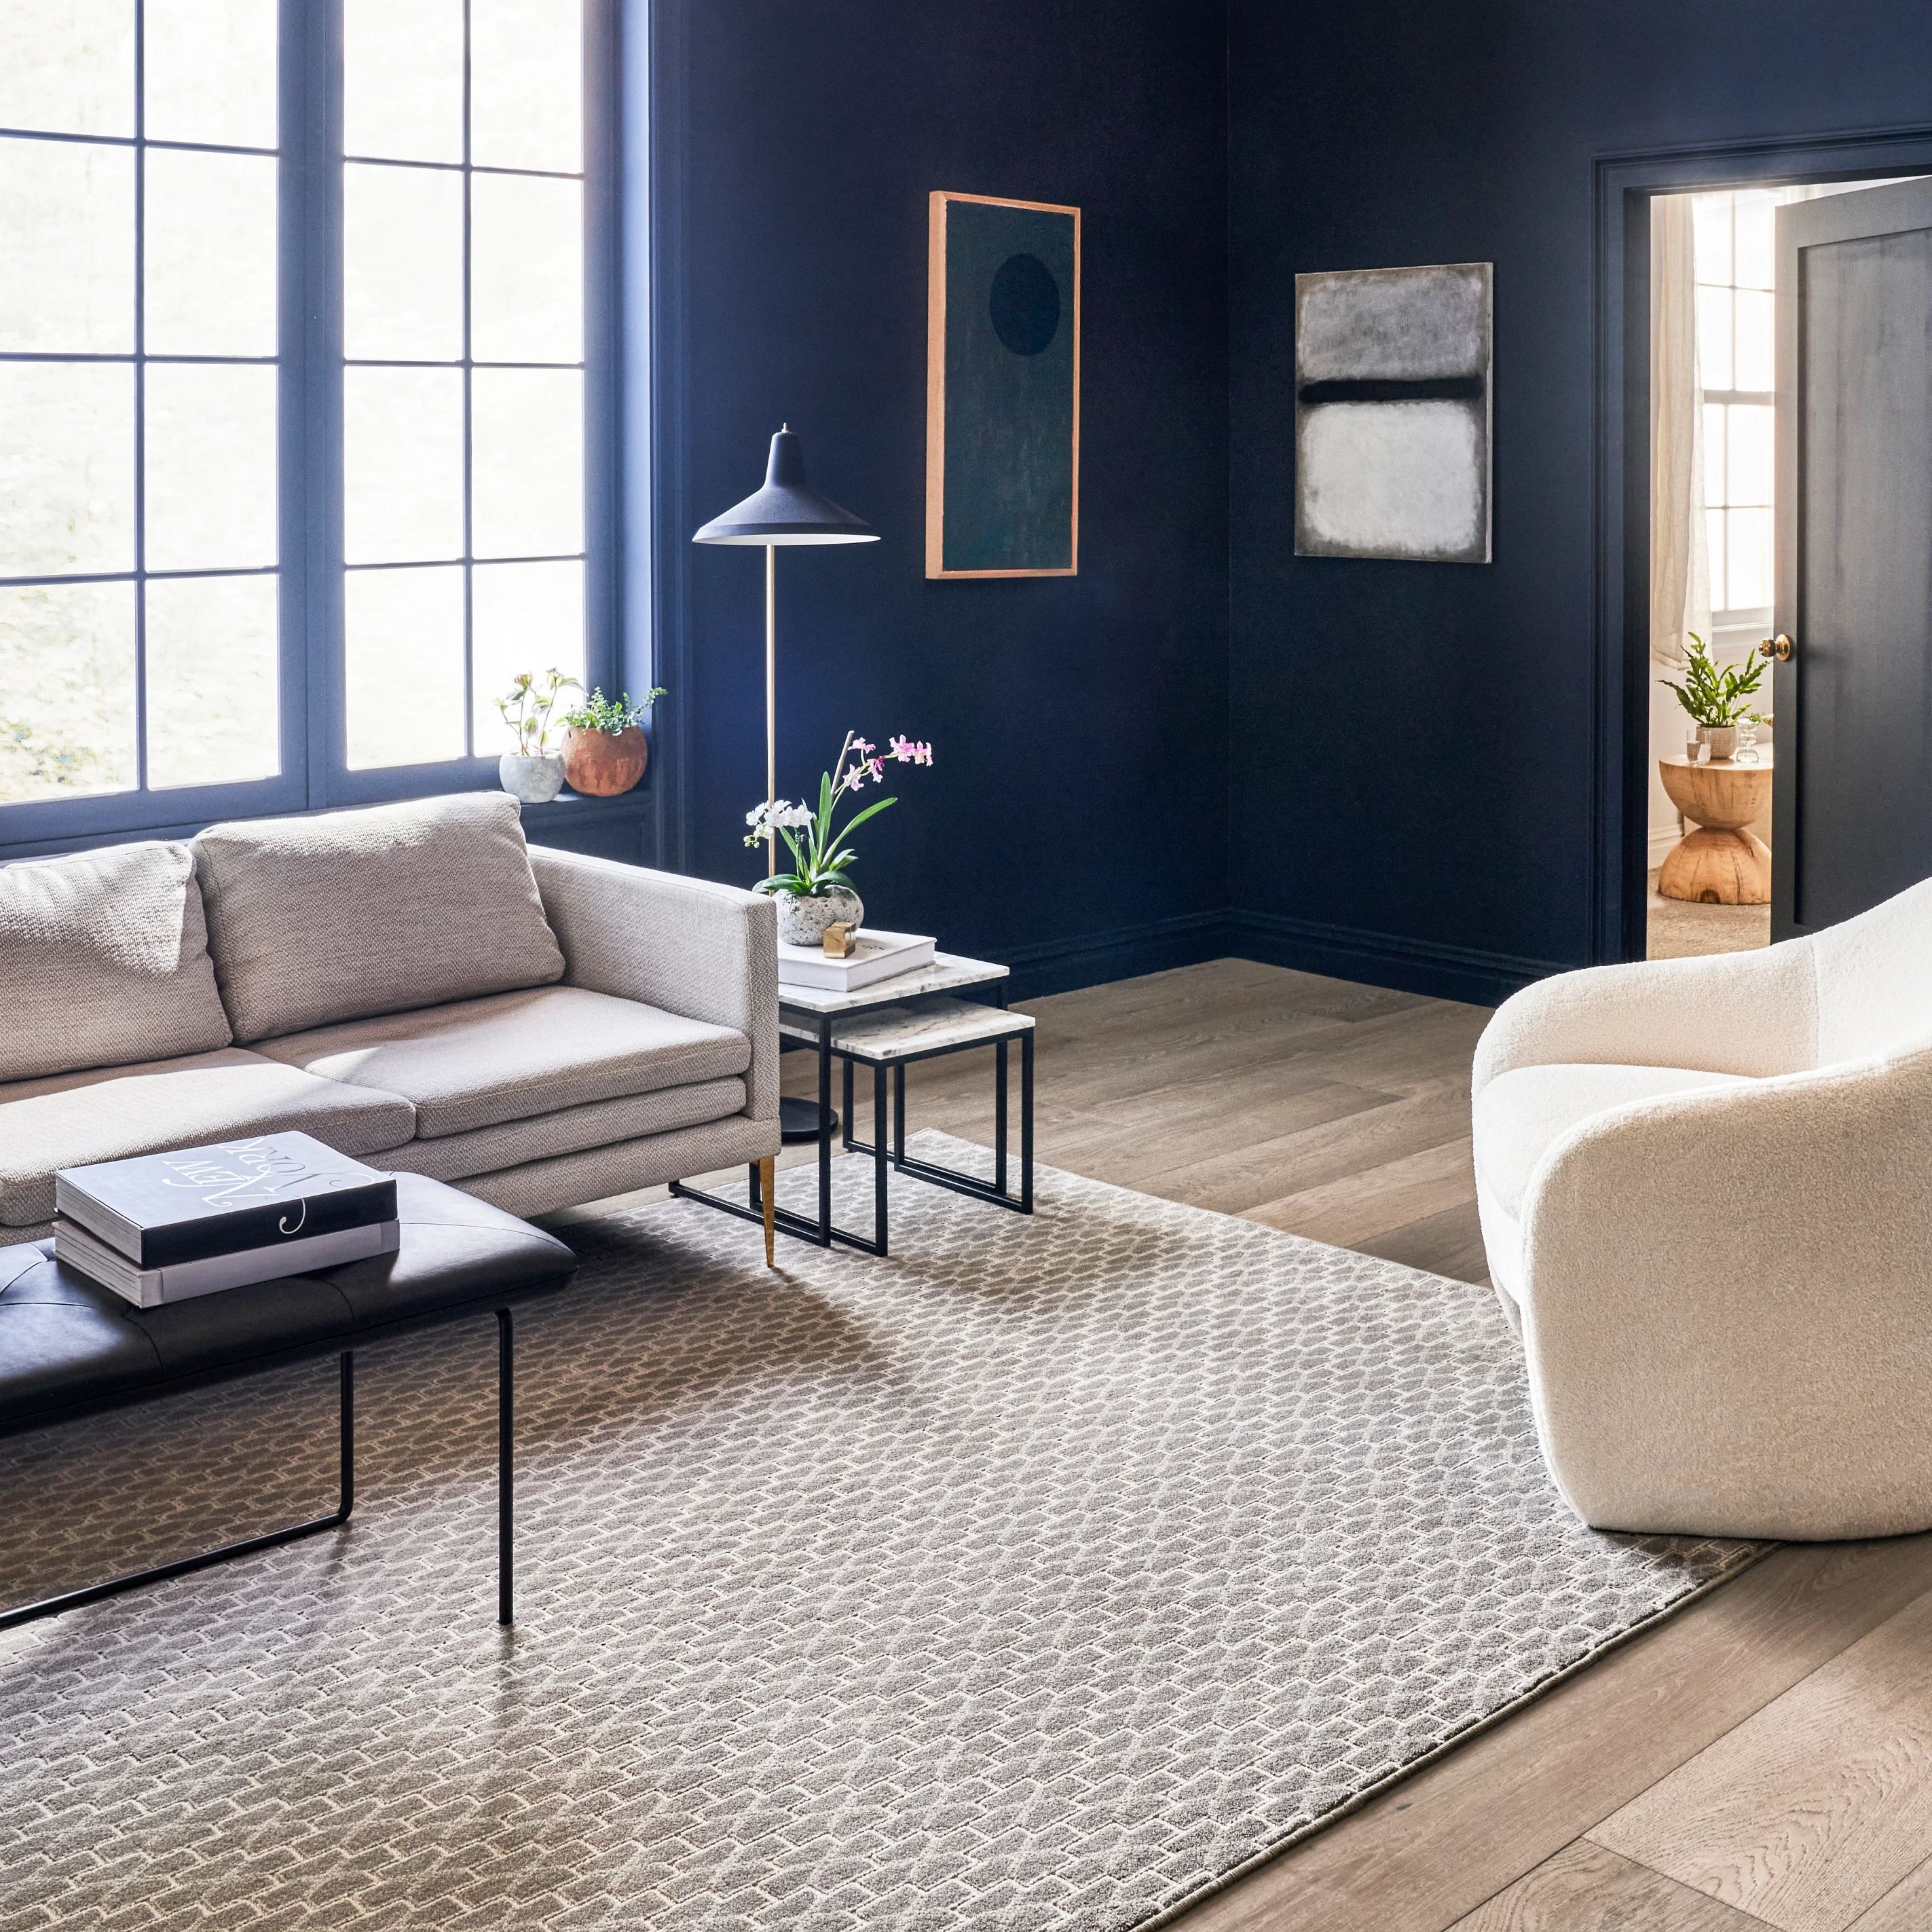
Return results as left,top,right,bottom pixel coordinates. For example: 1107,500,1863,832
562,724,648,796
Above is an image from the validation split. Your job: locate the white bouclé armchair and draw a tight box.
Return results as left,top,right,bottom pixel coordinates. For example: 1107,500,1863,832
1472,877,1932,1542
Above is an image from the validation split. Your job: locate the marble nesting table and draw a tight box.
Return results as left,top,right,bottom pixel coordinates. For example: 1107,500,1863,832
672,952,1027,1256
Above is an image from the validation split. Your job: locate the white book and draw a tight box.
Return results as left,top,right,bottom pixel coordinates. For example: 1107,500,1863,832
775,928,937,992
53,1216,401,1309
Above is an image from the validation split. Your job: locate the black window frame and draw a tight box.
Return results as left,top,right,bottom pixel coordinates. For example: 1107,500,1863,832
0,0,623,854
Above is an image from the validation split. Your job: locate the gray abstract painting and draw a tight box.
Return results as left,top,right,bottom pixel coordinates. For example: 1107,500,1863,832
1294,262,1492,563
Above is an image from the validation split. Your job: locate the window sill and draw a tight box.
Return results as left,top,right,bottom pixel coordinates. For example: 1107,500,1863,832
0,773,653,866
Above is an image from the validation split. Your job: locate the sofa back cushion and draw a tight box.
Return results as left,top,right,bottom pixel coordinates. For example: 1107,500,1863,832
0,841,234,1082
194,793,567,1043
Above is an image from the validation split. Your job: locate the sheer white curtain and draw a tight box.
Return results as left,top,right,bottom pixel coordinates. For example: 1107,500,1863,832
1650,193,1710,670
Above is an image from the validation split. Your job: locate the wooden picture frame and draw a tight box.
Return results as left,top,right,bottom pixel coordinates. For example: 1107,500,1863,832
926,190,1081,579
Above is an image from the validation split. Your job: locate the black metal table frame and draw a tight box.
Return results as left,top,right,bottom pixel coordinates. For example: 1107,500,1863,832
671,990,1030,1257
0,1302,522,1633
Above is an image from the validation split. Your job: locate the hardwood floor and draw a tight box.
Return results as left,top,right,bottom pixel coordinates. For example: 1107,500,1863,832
735,957,1932,1930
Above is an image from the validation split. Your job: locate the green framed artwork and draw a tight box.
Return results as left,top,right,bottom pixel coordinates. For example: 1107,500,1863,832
926,190,1081,578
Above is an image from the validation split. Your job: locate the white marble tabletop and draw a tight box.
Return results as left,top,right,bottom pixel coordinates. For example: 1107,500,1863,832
781,995,1033,1062
775,950,1009,1016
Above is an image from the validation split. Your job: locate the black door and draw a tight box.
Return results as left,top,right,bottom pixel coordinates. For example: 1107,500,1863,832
1774,177,1932,940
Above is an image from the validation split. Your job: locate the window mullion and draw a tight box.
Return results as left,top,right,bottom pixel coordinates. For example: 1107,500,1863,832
132,0,147,794
461,0,475,761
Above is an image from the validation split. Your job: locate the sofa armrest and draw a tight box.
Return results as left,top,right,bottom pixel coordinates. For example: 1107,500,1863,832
1471,940,1819,1099
1515,1045,1932,1537
529,848,778,1121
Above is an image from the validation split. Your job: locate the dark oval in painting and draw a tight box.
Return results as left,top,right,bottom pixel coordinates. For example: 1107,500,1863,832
989,253,1060,356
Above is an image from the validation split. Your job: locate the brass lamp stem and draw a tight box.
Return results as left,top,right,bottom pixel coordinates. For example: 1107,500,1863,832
765,542,777,878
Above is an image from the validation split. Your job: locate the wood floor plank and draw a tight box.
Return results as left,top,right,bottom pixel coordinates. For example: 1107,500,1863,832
1156,1079,1473,1216
1589,1584,1932,1932
1245,1136,1477,1248
1448,1839,1770,1931
1845,1852,1932,1930
1174,1536,1932,1932
1354,1201,1492,1286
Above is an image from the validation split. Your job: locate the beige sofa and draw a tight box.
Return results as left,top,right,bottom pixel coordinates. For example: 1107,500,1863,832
1472,874,1932,1542
0,794,781,1246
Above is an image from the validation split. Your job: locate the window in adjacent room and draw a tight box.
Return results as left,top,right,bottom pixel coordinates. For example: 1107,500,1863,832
0,0,282,809
1692,189,1777,646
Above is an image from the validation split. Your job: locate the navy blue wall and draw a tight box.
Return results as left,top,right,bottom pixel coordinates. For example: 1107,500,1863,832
656,0,1229,995
1226,0,1932,1004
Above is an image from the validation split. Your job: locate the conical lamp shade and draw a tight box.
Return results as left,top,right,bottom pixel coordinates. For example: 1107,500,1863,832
692,427,878,546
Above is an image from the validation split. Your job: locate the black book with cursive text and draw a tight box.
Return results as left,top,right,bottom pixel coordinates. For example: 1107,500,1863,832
54,1132,397,1269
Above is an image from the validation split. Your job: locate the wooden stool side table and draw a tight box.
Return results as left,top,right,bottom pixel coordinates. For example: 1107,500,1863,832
1657,751,1774,905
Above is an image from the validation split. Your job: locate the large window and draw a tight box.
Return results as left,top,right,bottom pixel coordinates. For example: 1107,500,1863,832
0,0,282,809
341,0,587,771
0,0,606,838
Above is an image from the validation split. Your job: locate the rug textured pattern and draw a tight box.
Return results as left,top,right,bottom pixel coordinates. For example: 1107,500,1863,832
0,1134,1761,1931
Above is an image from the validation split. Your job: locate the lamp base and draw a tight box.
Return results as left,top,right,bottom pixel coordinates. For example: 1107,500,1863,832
780,1095,838,1144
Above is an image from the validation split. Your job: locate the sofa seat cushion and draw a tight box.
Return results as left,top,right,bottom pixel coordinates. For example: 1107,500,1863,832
1473,1062,1755,1219
255,986,753,1139
0,1048,416,1229
0,840,232,1084
385,1076,747,1182
194,793,565,1043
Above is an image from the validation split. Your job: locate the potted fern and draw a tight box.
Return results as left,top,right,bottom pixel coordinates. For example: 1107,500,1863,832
1660,633,1768,760
560,686,667,796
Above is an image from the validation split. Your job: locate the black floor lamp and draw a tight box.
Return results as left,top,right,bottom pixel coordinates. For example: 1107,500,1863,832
694,426,877,1140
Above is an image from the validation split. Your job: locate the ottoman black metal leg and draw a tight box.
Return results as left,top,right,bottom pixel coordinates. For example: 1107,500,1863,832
496,1307,513,1627
0,1350,357,1633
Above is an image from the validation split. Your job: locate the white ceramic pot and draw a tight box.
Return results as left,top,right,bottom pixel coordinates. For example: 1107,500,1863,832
498,751,565,802
774,885,864,947
1697,725,1739,762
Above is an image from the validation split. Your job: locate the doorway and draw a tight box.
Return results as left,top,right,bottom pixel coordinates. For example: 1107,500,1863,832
1643,175,1912,961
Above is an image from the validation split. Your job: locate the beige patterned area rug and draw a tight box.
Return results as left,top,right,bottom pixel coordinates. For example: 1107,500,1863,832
0,1133,1763,1931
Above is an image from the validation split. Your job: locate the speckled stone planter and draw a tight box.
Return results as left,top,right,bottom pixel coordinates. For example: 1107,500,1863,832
774,886,864,947
498,753,565,803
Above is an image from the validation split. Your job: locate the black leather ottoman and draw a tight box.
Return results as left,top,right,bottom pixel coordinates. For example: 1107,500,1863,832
0,1173,576,1629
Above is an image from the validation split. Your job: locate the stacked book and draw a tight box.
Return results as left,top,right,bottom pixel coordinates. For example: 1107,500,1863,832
54,1130,401,1309
776,927,936,992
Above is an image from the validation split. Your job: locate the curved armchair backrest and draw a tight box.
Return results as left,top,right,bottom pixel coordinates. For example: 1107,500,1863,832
1810,874,1932,1068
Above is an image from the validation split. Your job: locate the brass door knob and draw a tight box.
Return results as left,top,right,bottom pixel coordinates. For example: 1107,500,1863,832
1758,633,1794,661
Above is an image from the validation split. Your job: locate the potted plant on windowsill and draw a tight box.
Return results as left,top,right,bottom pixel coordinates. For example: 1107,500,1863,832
744,729,934,946
1660,632,1768,761
496,669,578,802
559,686,667,797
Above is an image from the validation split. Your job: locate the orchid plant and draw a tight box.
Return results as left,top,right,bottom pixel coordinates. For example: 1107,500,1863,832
744,730,934,898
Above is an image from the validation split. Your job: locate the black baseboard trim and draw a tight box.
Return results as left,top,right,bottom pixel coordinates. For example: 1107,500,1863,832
1000,912,1233,1002
1223,910,1570,1009
997,908,1571,1009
